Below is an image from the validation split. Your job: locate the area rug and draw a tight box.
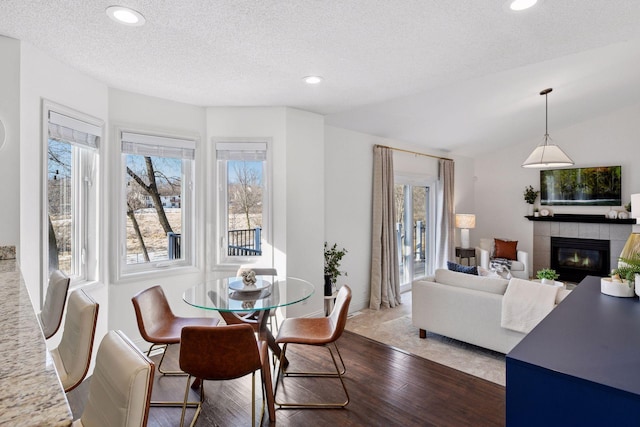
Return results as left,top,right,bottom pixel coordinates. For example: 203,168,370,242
345,295,506,386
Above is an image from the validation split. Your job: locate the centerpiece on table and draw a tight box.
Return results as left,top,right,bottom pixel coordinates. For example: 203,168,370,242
241,270,257,288
607,253,640,297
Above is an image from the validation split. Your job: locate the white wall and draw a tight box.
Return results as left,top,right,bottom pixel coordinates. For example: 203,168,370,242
324,125,474,312
474,102,640,269
284,108,325,317
0,37,20,251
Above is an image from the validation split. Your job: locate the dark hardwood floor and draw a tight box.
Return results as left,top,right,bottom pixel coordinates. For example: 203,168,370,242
68,331,505,426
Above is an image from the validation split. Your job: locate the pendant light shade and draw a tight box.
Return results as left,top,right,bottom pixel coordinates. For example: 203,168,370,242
521,88,574,168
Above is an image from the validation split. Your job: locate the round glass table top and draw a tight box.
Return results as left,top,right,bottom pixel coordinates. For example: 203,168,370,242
183,276,315,312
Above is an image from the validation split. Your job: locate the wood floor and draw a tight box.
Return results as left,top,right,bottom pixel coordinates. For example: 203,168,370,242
68,331,505,426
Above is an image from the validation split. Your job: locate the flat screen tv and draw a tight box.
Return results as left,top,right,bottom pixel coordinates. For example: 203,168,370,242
540,166,621,206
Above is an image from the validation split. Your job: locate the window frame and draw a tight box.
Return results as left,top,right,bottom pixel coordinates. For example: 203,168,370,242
42,100,103,286
213,138,272,268
115,126,197,280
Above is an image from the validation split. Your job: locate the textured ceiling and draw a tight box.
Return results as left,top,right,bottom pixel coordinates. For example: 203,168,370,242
1,1,640,155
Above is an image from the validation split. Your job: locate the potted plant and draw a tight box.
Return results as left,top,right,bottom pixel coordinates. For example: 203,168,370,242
524,185,539,216
324,242,347,296
611,253,640,291
536,268,559,285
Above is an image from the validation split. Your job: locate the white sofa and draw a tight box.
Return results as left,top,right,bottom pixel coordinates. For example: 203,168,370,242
475,238,530,280
412,269,570,354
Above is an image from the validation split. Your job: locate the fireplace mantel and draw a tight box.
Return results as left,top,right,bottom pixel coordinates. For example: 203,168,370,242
525,214,635,224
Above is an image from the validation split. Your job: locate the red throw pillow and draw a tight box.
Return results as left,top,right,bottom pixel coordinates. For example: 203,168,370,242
494,238,518,260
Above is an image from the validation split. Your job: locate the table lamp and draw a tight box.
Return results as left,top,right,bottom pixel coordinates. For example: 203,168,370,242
455,214,476,249
620,194,640,262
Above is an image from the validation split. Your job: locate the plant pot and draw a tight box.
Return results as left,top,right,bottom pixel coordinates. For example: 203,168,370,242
527,204,534,216
324,275,333,296
601,277,635,298
636,274,640,297
540,278,554,285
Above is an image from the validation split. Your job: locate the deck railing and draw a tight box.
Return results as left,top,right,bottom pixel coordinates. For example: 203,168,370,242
228,227,262,256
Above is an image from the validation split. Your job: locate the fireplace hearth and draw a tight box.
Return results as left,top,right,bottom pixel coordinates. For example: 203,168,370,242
550,237,610,283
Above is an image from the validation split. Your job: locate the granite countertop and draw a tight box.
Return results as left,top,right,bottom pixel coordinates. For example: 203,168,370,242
0,260,73,426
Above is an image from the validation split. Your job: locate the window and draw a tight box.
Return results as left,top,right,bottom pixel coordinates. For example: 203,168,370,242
119,131,195,275
394,179,436,289
215,141,270,265
45,103,102,283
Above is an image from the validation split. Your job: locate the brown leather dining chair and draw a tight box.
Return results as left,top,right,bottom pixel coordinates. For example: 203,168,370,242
131,285,219,376
274,284,352,408
178,324,275,427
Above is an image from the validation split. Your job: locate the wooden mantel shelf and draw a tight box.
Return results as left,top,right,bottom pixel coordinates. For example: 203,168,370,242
525,213,636,224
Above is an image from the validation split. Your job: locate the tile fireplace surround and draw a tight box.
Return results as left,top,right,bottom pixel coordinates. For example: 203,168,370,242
532,219,632,281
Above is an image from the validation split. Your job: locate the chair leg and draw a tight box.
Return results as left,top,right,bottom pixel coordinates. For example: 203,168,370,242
149,343,187,376
274,342,350,408
180,375,203,427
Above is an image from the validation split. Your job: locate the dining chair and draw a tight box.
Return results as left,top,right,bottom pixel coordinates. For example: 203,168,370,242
131,285,219,376
178,324,275,427
236,267,279,331
39,269,70,339
50,288,99,392
72,330,154,427
274,284,352,408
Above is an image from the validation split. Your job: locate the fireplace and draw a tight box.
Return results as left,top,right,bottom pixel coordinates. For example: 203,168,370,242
550,237,610,283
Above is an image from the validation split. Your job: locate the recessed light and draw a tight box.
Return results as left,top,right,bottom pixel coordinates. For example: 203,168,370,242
106,6,146,26
509,0,538,11
303,76,323,85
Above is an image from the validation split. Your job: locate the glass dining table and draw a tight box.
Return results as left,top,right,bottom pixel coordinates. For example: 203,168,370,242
183,276,315,362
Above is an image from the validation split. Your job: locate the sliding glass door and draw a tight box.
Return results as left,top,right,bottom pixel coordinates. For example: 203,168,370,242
395,180,435,291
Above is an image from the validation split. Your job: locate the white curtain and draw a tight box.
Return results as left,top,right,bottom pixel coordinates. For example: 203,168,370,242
370,146,402,309
435,158,455,269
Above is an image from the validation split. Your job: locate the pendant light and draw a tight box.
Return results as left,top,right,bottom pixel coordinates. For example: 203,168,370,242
521,88,574,168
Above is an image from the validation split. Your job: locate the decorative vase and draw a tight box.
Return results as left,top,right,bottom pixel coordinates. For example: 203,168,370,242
324,275,333,296
540,278,554,285
635,274,640,297
527,204,534,216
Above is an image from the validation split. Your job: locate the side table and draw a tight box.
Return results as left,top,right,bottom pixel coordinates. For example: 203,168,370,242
455,247,476,266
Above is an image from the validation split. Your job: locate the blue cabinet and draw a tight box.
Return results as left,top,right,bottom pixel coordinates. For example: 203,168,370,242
506,275,640,426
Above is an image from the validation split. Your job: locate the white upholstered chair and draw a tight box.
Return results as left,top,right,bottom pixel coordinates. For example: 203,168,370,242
72,330,154,427
39,269,70,339
476,238,530,279
51,288,99,392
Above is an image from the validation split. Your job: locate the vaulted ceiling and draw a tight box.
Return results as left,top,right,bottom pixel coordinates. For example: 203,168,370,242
1,1,640,156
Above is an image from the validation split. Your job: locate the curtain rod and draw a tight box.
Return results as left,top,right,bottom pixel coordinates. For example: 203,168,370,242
374,144,453,162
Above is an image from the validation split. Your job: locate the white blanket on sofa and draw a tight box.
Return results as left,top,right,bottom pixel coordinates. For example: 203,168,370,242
501,278,559,334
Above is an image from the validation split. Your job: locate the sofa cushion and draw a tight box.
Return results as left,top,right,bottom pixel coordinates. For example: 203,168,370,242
434,269,509,295
494,238,518,260
447,261,477,275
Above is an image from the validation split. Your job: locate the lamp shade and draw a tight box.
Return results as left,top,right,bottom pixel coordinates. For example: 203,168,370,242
521,144,574,168
455,214,476,229
631,193,640,221
620,233,640,261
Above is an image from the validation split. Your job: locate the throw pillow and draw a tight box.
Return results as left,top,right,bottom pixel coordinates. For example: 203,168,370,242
494,238,518,260
447,261,478,275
